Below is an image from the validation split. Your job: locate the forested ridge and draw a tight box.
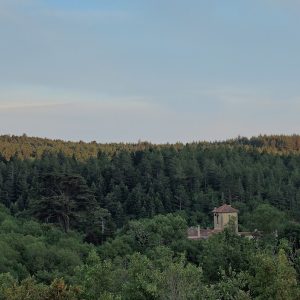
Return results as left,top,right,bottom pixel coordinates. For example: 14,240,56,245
1,134,300,299
1,134,300,160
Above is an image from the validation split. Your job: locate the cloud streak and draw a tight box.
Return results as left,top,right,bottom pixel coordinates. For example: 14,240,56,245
0,95,297,143
192,86,300,109
45,9,131,22
0,99,189,143
0,102,65,110
0,84,299,142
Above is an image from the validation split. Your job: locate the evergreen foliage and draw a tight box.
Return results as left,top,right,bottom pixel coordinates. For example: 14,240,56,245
0,135,300,298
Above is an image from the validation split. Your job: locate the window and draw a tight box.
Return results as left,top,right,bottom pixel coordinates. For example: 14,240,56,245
215,213,219,224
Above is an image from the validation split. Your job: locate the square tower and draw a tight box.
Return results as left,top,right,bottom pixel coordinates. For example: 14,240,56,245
212,204,238,233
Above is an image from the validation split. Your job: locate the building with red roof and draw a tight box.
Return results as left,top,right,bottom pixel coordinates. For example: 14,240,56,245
187,204,239,240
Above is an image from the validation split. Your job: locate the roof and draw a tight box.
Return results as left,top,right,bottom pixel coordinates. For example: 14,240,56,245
187,227,200,237
212,204,238,213
187,227,222,240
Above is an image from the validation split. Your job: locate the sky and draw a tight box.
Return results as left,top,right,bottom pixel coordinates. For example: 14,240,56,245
0,0,299,143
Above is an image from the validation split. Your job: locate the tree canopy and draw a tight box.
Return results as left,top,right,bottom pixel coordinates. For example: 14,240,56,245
0,134,300,298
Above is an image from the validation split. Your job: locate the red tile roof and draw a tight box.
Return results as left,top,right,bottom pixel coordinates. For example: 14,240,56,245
212,204,238,213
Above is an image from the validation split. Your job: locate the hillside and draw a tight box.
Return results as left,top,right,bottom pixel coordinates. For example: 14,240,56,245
0,134,300,161
0,134,300,299
0,134,300,232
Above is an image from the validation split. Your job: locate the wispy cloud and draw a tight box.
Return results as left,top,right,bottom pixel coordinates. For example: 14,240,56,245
192,86,300,109
0,97,297,143
0,84,299,142
0,102,65,110
0,85,152,108
0,0,130,22
0,94,187,143
45,9,131,22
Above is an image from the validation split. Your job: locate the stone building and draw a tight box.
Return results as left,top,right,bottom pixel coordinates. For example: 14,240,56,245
213,204,238,233
187,204,239,240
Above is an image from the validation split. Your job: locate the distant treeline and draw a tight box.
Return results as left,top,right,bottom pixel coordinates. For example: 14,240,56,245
0,134,300,160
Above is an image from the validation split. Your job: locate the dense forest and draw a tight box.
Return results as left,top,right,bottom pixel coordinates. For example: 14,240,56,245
1,134,300,299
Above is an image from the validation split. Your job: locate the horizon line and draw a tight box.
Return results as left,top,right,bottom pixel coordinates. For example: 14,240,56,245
0,132,299,146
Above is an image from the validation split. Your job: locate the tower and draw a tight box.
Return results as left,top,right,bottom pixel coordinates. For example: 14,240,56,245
212,204,238,233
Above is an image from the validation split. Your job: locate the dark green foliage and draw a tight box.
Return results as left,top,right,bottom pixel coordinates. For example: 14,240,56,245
98,214,188,259
29,173,110,240
244,203,286,234
1,135,300,235
0,135,300,298
0,204,91,284
200,229,256,282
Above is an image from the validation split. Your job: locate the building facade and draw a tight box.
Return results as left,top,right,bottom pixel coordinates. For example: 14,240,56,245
213,204,238,233
187,204,239,240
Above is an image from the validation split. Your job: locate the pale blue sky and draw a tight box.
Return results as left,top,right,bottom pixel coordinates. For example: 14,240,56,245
0,0,299,142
